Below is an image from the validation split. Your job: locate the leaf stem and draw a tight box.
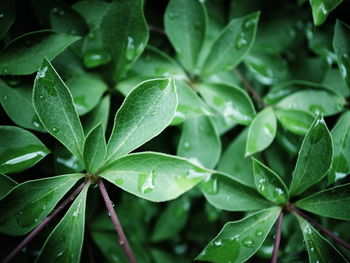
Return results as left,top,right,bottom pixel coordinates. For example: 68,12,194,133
235,69,267,108
2,181,86,263
290,205,350,251
98,179,137,263
271,211,284,263
149,25,166,35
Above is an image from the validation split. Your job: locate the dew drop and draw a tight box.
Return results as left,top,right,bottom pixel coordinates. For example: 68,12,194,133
52,127,60,133
0,13,4,19
36,66,48,79
3,95,8,100
242,237,254,247
3,68,8,74
34,218,38,222
168,12,179,20
214,240,222,246
57,251,64,257
125,36,135,61
39,95,44,99
138,170,155,194
83,50,111,68
58,10,65,17
201,175,218,195
183,141,190,149
235,33,248,49
255,230,263,237
72,210,78,217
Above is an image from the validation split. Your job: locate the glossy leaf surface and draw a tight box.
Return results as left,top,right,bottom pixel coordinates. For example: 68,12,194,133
296,183,350,220
275,108,314,136
100,152,211,202
199,82,255,125
201,12,259,77
83,123,106,174
164,0,206,71
177,115,221,169
0,174,83,235
333,20,350,88
0,126,50,174
200,173,273,211
0,30,79,75
246,107,276,156
36,183,89,263
289,116,333,196
106,79,177,163
33,59,85,160
252,158,288,204
197,207,281,263
297,216,348,262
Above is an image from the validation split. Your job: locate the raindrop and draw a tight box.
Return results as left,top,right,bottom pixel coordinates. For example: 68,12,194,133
168,12,179,20
138,170,155,194
243,16,257,29
58,10,65,17
72,210,79,217
214,240,222,246
34,218,38,222
52,127,60,133
56,251,64,257
39,95,44,99
3,95,8,100
0,13,4,19
36,66,48,79
83,50,111,68
125,36,135,61
3,68,8,74
242,237,254,247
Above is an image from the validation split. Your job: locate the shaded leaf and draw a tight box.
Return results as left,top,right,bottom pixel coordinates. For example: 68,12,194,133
0,0,15,39
36,183,89,263
310,0,343,26
0,174,17,199
0,30,80,75
83,95,110,134
0,174,83,235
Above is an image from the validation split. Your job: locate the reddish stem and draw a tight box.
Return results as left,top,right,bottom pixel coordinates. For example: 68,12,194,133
98,179,137,263
271,211,284,263
235,69,267,108
290,206,350,251
2,182,86,263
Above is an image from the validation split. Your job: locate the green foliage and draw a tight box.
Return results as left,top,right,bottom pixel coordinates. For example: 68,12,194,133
0,0,350,262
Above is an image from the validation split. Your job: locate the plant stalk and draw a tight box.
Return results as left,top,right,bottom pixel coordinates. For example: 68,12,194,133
235,69,267,108
291,206,350,251
98,179,137,263
2,182,86,263
271,211,284,263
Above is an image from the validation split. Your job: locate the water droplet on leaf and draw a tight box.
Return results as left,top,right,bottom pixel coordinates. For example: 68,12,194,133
52,127,60,133
83,50,111,68
138,170,155,194
235,33,248,49
125,36,135,61
242,237,254,247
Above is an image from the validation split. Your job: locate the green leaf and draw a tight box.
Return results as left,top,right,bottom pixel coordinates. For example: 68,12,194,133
0,174,17,199
50,6,87,36
66,75,107,115
333,20,350,88
100,0,149,79
289,115,333,197
275,89,345,117
296,216,348,262
36,183,89,263
329,111,350,183
99,152,211,202
275,108,314,136
151,197,190,242
198,82,256,125
296,183,350,220
53,143,84,175
0,174,83,235
201,12,260,77
310,0,343,26
83,123,106,174
83,95,110,134
172,80,210,125
246,107,277,156
0,80,45,132
177,116,221,169
200,173,273,211
0,30,80,75
0,0,15,39
33,59,85,160
106,79,177,163
252,157,288,204
196,207,281,263
72,1,110,29
218,129,255,188
164,0,206,71
0,126,50,174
